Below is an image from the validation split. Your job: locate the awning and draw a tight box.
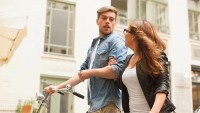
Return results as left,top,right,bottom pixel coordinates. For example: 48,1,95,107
0,16,28,66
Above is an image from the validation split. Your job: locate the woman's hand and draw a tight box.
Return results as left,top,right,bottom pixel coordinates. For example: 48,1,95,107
108,56,116,65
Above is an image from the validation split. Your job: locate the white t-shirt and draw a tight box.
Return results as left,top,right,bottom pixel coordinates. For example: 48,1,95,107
122,67,150,113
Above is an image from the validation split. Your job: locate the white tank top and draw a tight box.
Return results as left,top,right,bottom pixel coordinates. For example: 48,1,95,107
122,67,150,113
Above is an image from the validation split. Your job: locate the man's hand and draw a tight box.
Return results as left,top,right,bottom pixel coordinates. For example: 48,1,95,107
44,85,59,94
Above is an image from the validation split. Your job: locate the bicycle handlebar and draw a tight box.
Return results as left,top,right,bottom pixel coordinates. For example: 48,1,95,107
73,91,85,99
36,84,84,102
36,84,84,113
55,88,84,99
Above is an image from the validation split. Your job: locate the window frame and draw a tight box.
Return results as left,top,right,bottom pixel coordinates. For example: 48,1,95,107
137,0,169,34
188,10,200,40
44,1,75,57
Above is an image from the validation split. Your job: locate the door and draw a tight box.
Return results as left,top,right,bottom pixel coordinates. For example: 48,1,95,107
40,76,74,113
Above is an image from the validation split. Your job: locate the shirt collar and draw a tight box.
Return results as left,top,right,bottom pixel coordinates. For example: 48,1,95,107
99,32,113,40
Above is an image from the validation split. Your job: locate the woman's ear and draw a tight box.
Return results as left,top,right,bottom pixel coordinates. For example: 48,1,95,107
132,35,136,39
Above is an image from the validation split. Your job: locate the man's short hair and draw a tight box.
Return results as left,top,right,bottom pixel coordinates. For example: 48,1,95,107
97,6,118,19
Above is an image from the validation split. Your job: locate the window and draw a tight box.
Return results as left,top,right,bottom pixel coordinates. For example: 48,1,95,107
188,10,200,40
137,0,169,34
44,1,75,57
111,0,169,34
111,0,128,26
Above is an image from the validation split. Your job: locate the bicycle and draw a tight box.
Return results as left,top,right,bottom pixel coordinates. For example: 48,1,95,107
35,84,84,113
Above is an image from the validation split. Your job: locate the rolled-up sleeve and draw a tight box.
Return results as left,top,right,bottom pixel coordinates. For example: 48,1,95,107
109,40,127,78
112,60,126,77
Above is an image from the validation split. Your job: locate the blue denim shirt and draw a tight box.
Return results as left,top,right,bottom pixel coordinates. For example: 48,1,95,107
80,32,128,112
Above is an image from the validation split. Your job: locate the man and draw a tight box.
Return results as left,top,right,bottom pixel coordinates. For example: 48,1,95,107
44,6,127,113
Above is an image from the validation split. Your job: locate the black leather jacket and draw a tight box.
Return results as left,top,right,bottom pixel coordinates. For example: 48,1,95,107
115,52,176,113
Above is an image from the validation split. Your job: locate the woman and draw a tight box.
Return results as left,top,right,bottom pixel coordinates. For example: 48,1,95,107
80,19,176,113
119,19,176,113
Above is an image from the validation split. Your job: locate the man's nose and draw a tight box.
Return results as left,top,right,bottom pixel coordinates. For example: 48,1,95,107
105,18,110,23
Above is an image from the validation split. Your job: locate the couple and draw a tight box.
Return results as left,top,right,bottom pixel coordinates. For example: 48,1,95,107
45,6,176,113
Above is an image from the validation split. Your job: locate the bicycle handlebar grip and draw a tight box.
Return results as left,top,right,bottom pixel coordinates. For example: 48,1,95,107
73,91,84,99
57,91,65,95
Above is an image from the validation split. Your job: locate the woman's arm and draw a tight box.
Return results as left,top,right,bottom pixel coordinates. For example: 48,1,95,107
155,52,170,95
79,56,123,80
150,93,166,113
150,53,169,113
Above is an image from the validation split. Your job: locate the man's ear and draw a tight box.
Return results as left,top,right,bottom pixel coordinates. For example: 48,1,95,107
96,19,98,25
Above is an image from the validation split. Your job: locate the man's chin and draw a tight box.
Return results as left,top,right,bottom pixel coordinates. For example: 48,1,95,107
103,31,112,35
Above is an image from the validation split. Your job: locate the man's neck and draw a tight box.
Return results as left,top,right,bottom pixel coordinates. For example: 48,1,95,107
99,32,112,38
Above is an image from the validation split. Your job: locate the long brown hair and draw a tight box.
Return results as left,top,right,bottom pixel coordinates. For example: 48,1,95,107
129,19,166,75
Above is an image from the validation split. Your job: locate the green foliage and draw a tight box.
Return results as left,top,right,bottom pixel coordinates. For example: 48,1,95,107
15,103,22,113
15,98,39,113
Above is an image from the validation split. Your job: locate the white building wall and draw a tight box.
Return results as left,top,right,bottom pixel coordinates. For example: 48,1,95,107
168,0,193,113
0,0,46,112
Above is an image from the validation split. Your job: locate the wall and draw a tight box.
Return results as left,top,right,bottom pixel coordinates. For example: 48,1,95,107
168,0,193,112
0,0,46,112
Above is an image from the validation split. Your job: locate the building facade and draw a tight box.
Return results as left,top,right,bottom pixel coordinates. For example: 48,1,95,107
0,0,200,113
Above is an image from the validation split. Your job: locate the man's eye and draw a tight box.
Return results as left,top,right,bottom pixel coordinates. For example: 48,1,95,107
102,17,107,20
109,17,115,22
101,16,115,22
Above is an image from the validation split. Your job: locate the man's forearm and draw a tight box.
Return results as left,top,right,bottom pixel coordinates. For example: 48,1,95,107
57,74,83,89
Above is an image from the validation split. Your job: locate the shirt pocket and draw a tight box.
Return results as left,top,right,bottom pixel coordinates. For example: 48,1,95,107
95,48,109,67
